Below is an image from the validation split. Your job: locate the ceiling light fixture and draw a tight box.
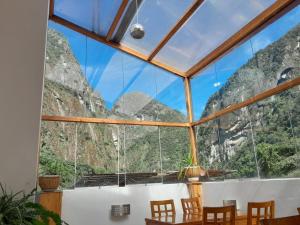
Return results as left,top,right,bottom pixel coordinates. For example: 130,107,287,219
130,0,145,39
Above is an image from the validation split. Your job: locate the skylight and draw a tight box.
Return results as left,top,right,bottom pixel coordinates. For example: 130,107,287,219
154,0,275,71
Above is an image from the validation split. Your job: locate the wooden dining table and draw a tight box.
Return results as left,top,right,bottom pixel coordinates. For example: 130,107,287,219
145,211,248,225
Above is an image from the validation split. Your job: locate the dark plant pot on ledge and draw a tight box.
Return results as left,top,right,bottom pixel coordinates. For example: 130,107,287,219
185,166,206,181
39,175,60,191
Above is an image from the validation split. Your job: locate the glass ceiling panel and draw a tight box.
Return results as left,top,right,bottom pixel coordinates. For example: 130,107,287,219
54,0,123,36
155,0,275,71
120,0,194,56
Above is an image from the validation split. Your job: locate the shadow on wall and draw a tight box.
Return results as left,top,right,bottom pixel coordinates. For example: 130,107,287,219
61,183,189,225
202,178,300,217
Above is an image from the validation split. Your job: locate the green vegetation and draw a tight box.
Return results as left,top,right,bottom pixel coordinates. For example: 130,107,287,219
196,22,300,180
40,22,300,188
0,184,66,225
225,88,300,179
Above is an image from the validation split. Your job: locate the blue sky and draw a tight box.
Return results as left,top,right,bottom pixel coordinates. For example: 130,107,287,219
191,6,300,119
48,4,300,120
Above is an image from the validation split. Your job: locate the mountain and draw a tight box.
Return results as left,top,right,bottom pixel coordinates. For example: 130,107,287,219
40,23,300,188
112,92,186,122
196,24,300,179
40,29,189,188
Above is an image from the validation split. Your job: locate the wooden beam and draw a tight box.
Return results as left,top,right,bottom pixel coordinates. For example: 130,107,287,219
184,78,194,123
106,0,129,41
148,0,204,61
184,78,198,165
49,0,55,18
186,0,297,78
49,15,186,77
192,76,300,127
42,115,190,127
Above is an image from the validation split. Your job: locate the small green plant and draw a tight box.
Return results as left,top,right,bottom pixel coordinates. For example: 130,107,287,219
177,153,194,180
0,183,67,225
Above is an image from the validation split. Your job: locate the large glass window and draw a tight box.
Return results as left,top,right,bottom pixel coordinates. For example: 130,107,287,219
196,87,300,181
40,122,192,188
191,5,300,121
44,21,187,122
196,110,259,181
249,87,300,178
41,2,300,189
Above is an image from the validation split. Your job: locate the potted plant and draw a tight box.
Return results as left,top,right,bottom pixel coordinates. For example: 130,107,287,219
39,160,62,191
178,153,206,182
0,183,67,225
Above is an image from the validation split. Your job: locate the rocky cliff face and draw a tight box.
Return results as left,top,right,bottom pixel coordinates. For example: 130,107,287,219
41,23,300,187
202,25,300,118
40,29,189,187
197,24,300,178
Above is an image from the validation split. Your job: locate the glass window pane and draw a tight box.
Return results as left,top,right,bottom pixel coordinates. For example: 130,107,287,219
124,125,162,185
120,0,194,55
191,6,300,121
75,123,119,187
44,21,187,122
54,0,123,36
155,70,187,122
191,64,219,121
160,127,190,183
196,109,259,181
196,85,300,181
39,122,76,189
155,0,275,71
249,87,300,178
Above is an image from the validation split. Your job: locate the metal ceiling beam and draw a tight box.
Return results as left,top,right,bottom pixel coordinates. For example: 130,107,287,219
186,0,298,78
148,0,204,61
112,0,143,43
106,0,130,41
48,14,185,77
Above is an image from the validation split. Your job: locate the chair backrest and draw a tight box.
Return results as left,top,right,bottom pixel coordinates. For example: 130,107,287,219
247,201,275,225
203,205,235,225
150,199,175,217
223,200,237,211
297,208,300,214
260,215,300,225
181,197,202,215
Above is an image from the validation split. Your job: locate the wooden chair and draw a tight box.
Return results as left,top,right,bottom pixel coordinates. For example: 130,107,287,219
297,208,300,214
260,215,300,225
247,201,275,225
150,199,175,217
181,197,202,215
203,205,235,225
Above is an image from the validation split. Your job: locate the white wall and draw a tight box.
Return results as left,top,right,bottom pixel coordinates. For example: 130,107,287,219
62,179,300,225
0,0,48,192
62,183,189,225
203,178,300,216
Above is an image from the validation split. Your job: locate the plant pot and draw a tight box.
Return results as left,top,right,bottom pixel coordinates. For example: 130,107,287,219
39,175,60,191
185,166,206,178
